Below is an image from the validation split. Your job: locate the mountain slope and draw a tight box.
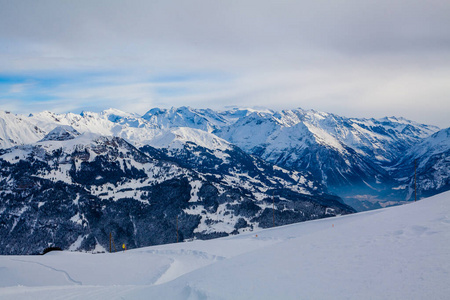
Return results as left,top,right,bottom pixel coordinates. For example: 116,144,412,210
0,131,353,255
142,106,230,132
140,127,349,230
0,111,46,148
40,125,81,141
0,191,448,299
392,127,450,200
214,108,441,209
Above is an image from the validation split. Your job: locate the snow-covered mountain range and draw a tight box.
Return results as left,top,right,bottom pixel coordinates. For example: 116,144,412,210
2,107,445,202
0,106,448,254
0,123,352,255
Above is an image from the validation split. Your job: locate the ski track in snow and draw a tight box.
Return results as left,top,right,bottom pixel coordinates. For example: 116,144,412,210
9,259,82,286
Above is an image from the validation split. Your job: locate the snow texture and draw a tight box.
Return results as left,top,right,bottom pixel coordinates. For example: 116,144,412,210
0,191,449,299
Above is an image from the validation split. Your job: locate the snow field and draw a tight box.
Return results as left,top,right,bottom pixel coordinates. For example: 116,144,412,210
0,191,449,299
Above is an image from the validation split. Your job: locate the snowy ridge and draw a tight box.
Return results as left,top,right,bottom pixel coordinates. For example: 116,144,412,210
1,107,439,157
142,106,229,132
0,191,449,299
405,127,450,159
1,107,440,162
0,111,46,148
216,108,439,164
150,127,232,151
27,110,162,147
0,106,447,210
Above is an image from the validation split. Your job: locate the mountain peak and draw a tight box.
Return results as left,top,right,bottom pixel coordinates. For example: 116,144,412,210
100,108,138,122
150,127,232,151
40,125,81,142
143,107,167,117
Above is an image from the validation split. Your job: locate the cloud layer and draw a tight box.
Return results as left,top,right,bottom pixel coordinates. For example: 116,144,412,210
1,0,449,127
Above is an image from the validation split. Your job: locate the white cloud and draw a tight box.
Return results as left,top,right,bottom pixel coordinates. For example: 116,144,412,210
9,82,36,94
0,0,449,127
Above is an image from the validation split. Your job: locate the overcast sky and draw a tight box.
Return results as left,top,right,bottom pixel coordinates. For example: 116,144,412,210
1,0,449,127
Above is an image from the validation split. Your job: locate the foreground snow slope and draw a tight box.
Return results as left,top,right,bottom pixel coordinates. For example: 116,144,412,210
1,191,449,300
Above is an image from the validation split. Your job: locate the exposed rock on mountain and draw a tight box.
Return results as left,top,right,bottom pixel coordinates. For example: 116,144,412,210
0,133,353,255
391,127,450,201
